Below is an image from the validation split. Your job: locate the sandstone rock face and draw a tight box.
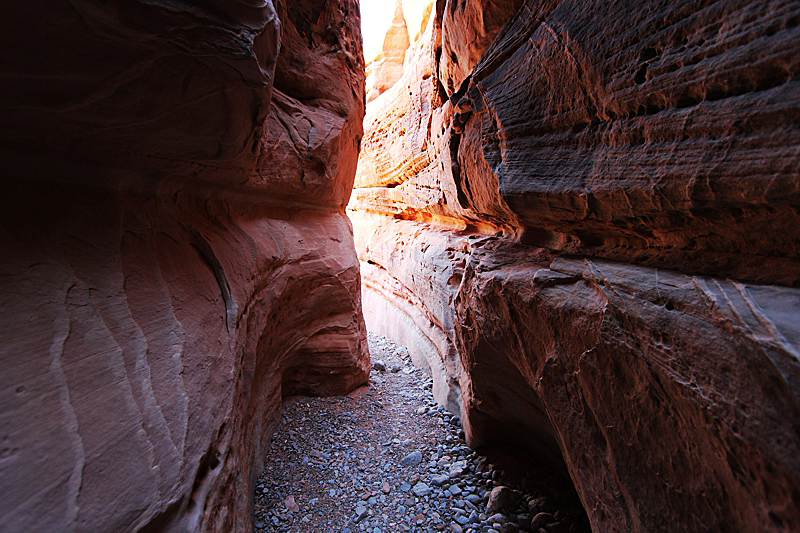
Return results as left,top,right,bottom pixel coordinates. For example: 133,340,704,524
365,0,411,102
363,0,434,103
0,1,368,532
350,1,800,531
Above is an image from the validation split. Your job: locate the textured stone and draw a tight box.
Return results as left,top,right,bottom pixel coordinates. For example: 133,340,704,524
487,486,523,513
0,1,368,532
365,0,412,102
401,451,424,467
349,1,800,532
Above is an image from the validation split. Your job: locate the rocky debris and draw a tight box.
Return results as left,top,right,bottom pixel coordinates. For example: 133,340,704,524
253,333,589,533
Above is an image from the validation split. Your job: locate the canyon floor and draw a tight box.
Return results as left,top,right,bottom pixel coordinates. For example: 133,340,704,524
254,334,590,533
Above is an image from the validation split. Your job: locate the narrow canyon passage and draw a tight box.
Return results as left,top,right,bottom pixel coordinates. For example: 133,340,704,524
253,334,588,533
1,1,799,533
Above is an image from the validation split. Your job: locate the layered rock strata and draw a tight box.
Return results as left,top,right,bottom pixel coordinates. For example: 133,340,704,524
350,0,800,531
0,1,368,532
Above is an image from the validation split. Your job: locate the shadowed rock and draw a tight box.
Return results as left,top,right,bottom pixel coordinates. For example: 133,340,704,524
0,1,368,531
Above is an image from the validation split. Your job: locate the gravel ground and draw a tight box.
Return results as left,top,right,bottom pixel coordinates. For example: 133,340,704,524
253,333,591,533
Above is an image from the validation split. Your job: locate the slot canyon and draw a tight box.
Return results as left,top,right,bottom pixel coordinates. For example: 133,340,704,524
1,1,799,533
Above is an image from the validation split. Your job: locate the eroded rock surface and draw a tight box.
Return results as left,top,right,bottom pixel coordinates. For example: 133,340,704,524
350,1,800,531
0,1,368,532
365,0,412,102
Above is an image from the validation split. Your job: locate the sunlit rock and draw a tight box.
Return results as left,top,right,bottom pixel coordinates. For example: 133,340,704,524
349,1,800,531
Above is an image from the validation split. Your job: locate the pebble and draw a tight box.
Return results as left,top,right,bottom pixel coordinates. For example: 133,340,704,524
487,486,522,513
412,482,432,497
431,474,450,486
400,451,423,467
283,495,299,513
251,333,589,533
532,512,555,530
449,461,468,477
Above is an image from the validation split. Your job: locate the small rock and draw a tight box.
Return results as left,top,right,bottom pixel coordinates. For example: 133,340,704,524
545,521,567,533
465,494,482,505
528,497,551,515
516,513,532,529
414,513,426,525
412,482,432,497
448,461,468,477
399,482,412,492
372,360,386,372
450,523,464,533
382,481,391,494
284,495,300,513
500,523,519,533
486,486,522,513
488,513,507,524
355,506,369,523
532,512,555,530
400,451,423,467
431,474,450,486
391,364,402,373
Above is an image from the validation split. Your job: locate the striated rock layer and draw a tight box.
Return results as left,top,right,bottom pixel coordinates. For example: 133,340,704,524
350,0,800,531
0,1,368,532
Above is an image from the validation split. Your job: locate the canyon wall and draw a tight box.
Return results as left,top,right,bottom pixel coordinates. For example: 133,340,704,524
350,0,800,531
0,1,368,532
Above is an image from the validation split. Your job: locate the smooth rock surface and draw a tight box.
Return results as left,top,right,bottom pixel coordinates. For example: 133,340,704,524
0,1,368,532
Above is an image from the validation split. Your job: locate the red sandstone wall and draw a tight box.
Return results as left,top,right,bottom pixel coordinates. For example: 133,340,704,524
350,1,800,531
0,1,368,531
